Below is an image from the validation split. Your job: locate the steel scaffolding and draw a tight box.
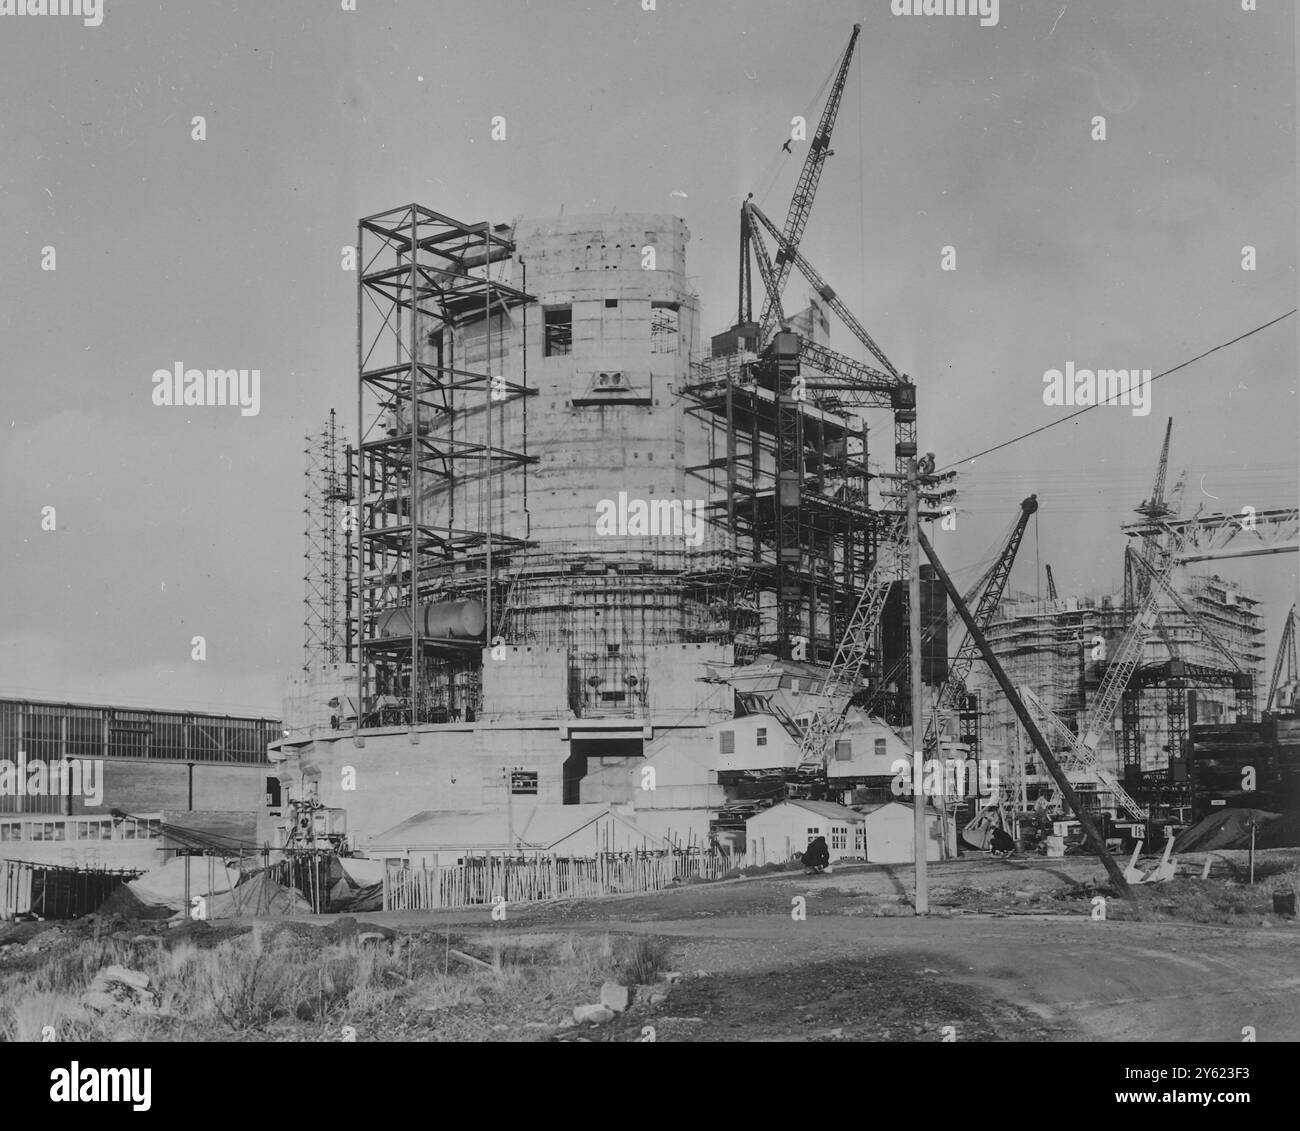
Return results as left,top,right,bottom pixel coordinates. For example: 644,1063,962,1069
355,205,536,729
303,409,353,670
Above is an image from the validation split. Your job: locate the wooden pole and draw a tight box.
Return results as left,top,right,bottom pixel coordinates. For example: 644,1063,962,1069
917,527,1132,896
907,459,929,911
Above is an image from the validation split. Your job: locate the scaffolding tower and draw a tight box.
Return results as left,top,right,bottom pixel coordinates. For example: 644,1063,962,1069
355,205,536,729
303,409,353,670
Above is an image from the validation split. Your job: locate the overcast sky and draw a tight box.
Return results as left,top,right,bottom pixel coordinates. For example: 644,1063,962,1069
0,0,1294,717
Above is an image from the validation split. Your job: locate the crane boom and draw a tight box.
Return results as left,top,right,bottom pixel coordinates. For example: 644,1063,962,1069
924,495,1039,752
1019,685,1149,820
748,201,899,379
1267,604,1298,712
797,518,907,769
758,23,861,342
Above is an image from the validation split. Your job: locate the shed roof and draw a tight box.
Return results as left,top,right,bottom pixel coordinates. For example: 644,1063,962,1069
753,799,865,823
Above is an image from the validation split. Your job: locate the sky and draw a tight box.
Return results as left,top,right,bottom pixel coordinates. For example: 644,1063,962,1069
0,0,1295,717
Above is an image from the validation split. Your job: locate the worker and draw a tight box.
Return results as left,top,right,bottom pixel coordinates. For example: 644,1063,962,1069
803,835,830,873
989,825,1016,859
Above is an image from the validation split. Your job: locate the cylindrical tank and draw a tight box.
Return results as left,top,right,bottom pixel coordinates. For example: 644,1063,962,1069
423,598,486,640
377,600,486,640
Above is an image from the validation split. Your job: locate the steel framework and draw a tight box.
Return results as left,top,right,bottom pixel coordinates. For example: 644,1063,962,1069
355,205,536,730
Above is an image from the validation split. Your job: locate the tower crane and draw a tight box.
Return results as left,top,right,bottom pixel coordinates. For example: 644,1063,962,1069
796,518,908,771
1267,604,1298,714
751,23,861,344
1020,534,1191,820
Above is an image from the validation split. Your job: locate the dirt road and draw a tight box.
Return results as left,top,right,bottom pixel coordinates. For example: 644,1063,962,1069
359,857,1300,1042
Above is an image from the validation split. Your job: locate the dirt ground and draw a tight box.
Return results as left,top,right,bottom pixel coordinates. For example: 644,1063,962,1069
320,853,1300,1042
4,852,1297,1042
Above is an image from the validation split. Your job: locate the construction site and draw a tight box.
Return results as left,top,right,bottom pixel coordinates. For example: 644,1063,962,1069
261,23,1299,884
3,7,1300,1062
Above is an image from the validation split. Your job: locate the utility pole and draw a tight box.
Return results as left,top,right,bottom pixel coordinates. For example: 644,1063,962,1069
504,766,515,850
917,527,1132,896
882,453,955,913
906,457,929,912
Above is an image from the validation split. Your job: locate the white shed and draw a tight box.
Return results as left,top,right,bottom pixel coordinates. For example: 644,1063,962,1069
859,800,950,863
744,799,867,862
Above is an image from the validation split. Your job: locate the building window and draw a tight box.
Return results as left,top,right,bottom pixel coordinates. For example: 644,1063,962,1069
834,740,852,761
756,727,767,747
830,825,848,850
604,298,619,308
651,302,679,354
806,827,821,844
720,730,735,754
854,828,865,852
874,738,888,758
544,306,572,357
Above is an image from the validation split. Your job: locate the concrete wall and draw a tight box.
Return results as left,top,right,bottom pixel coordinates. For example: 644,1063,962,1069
413,213,709,551
0,759,267,819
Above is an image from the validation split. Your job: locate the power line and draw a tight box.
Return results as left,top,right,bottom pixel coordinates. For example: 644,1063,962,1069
938,309,1297,473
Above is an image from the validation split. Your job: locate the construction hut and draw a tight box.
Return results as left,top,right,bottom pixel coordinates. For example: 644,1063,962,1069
745,799,866,862
859,800,951,863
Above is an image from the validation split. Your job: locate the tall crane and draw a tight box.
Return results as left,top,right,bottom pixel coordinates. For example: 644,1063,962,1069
1128,417,1176,607
797,518,908,770
754,23,861,344
923,496,1039,753
1044,563,1058,601
1021,535,1190,819
1267,604,1297,713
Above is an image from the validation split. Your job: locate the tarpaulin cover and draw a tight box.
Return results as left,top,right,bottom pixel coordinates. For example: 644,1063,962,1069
1173,808,1281,853
121,855,238,911
204,871,312,918
337,857,386,887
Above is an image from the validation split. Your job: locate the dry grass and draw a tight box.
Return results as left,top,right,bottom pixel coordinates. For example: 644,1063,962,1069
0,925,675,1041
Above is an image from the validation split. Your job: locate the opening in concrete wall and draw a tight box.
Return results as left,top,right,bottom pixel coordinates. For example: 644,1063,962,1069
563,737,644,805
544,306,572,357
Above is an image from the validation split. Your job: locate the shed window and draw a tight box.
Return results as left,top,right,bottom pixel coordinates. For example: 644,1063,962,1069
834,740,852,761
756,727,767,747
720,730,735,754
830,825,848,850
874,738,888,758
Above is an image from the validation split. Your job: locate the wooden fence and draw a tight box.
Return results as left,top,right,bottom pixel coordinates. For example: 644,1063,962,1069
383,847,769,912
